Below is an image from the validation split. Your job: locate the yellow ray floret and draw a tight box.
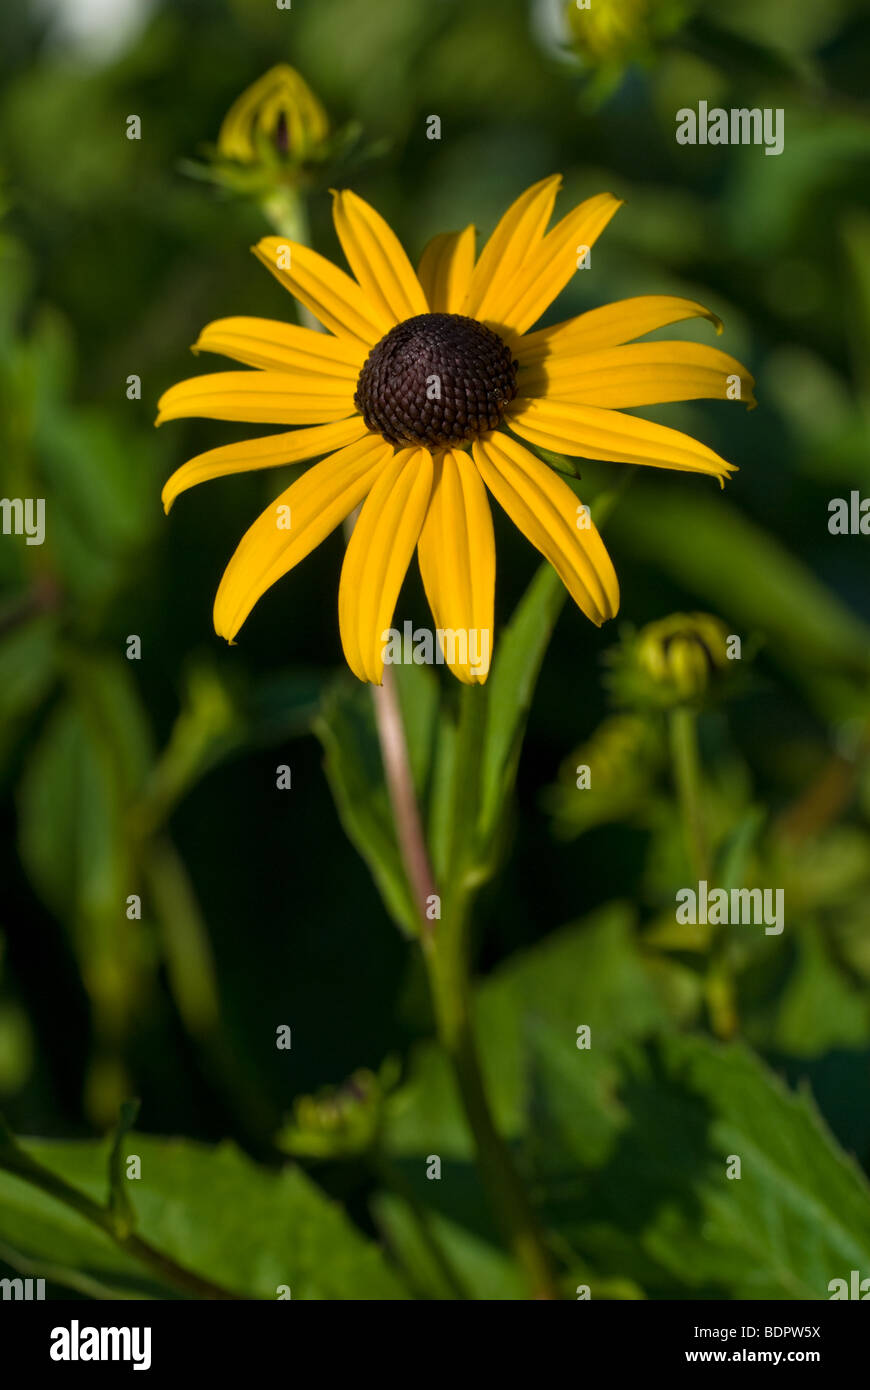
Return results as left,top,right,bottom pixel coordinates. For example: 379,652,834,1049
519,341,755,409
515,294,724,363
417,226,476,315
416,448,495,684
162,417,368,513
214,433,391,643
338,448,434,684
156,371,355,426
193,317,366,376
507,397,737,484
473,432,618,627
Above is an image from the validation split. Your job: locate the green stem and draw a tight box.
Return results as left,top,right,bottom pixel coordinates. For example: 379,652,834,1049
669,704,709,882
669,706,737,1034
423,919,559,1300
371,668,438,932
261,186,319,331
370,674,558,1297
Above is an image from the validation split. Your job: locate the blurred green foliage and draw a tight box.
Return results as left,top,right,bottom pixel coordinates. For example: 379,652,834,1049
1,0,870,1299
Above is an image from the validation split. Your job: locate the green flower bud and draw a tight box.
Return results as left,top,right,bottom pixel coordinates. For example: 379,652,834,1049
636,613,730,702
563,0,691,66
608,612,734,710
275,1065,397,1160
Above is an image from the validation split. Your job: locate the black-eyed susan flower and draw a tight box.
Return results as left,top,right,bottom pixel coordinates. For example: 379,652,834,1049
158,175,753,684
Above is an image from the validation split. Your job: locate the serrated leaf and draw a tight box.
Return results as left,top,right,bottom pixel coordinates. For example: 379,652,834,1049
527,1027,870,1299
0,1134,409,1300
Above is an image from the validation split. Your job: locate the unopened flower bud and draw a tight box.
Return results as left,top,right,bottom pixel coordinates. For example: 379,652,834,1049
217,64,329,166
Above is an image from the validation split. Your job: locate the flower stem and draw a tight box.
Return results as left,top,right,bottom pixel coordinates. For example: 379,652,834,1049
669,707,739,1035
424,922,559,1300
371,671,438,934
669,704,709,882
371,677,559,1299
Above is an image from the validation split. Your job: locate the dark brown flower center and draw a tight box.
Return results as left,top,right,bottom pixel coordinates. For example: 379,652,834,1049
354,312,518,450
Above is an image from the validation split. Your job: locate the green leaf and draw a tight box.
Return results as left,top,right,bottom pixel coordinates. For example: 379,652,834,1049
380,906,676,1284
527,1026,870,1299
15,658,154,1028
386,904,671,1159
64,650,154,799
36,411,161,610
17,695,129,929
371,1190,525,1300
16,652,152,925
0,1133,409,1300
474,563,565,873
608,484,870,695
0,617,58,772
760,924,869,1058
714,805,766,888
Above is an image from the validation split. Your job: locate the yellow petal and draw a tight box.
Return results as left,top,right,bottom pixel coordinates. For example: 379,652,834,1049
516,295,723,364
253,237,390,345
489,193,623,336
217,65,329,163
508,397,736,483
521,341,756,408
155,371,355,426
339,448,434,683
194,317,366,376
464,175,561,323
214,433,391,642
331,190,429,326
417,448,495,683
162,417,368,513
472,433,618,626
417,226,476,314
